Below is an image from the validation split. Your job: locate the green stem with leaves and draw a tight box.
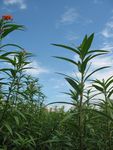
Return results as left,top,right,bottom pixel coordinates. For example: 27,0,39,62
53,33,109,150
93,77,113,150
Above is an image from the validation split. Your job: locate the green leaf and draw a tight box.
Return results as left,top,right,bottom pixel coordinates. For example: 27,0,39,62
0,56,15,66
4,123,13,135
84,108,113,122
1,51,17,57
88,49,109,54
14,116,19,126
29,135,36,146
46,101,76,107
81,55,92,73
52,44,80,55
16,110,26,120
89,53,108,60
1,24,24,38
15,132,23,141
80,33,94,58
108,85,113,93
0,68,12,72
65,77,80,94
53,56,78,66
84,66,110,81
86,33,94,50
80,35,87,50
55,72,79,83
0,44,24,50
3,24,24,29
10,69,16,78
105,78,113,89
92,84,103,92
108,89,113,98
93,79,105,87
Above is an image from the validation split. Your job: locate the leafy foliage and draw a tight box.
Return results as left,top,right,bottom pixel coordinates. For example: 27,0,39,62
1,16,113,150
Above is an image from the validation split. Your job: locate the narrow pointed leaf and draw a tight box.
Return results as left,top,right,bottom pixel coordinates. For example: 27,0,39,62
105,76,113,84
53,56,78,66
0,44,24,50
108,89,113,98
1,51,17,57
4,123,13,135
88,49,109,54
80,33,94,57
1,24,24,38
55,72,79,83
84,66,110,81
65,77,80,93
52,44,80,55
106,79,113,89
92,84,103,92
46,101,76,107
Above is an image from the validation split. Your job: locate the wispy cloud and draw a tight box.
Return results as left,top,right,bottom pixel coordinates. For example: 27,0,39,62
57,8,79,26
56,7,93,29
60,8,78,24
100,42,113,51
3,0,27,10
101,18,113,38
26,60,49,76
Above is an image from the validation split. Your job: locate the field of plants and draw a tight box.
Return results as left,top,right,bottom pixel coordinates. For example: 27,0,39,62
1,15,113,150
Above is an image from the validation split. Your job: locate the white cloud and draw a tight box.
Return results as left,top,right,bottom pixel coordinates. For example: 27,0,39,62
3,0,27,9
101,19,113,38
101,28,113,38
26,60,49,76
59,8,79,25
56,7,93,28
100,42,113,51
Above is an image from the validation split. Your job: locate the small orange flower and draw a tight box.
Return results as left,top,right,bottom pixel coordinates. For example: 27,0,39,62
2,15,13,20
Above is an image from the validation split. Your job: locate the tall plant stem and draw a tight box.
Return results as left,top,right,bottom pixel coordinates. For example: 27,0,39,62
79,59,84,150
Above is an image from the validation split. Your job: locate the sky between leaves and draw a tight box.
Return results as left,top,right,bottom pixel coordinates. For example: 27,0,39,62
0,0,113,107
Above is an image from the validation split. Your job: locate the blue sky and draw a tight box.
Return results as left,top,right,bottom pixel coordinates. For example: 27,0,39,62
0,0,113,107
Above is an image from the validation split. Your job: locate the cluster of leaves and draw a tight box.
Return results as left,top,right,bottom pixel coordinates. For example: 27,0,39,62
0,17,46,149
1,17,113,150
51,34,113,150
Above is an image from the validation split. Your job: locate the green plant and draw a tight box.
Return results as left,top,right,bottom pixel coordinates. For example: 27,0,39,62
92,77,113,150
52,33,109,149
1,14,113,150
0,15,46,149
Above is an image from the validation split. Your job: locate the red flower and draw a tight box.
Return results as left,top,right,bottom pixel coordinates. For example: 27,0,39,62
2,15,13,20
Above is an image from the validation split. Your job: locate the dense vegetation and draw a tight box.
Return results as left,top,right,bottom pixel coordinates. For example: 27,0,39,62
0,15,113,150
